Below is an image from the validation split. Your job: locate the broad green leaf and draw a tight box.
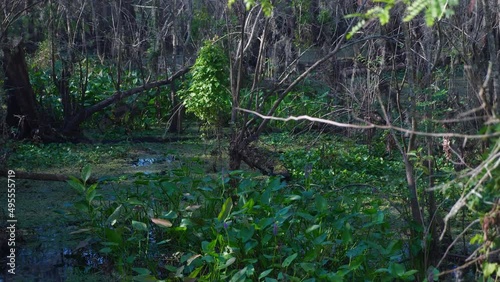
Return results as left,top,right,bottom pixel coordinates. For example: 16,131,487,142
389,263,405,277
239,225,255,242
257,217,274,229
259,269,273,279
376,211,384,223
402,269,418,278
286,194,302,201
132,220,148,232
105,204,123,226
306,224,321,233
296,212,315,221
470,234,483,244
99,247,112,254
188,266,203,278
244,239,258,254
202,239,217,253
162,210,178,219
105,228,123,245
342,223,352,243
267,177,283,191
374,268,389,273
313,233,328,245
300,263,316,273
261,0,273,17
74,201,89,213
219,257,236,270
175,265,185,278
315,195,328,212
132,268,151,275
164,265,177,272
67,177,85,194
230,266,247,282
218,197,233,221
81,164,92,183
282,253,298,268
126,255,136,264
483,262,498,278
187,254,202,266
86,183,98,203
276,206,291,219
346,243,368,258
127,197,144,205
261,188,271,205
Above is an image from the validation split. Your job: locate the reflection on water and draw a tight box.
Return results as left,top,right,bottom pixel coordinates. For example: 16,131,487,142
131,155,176,167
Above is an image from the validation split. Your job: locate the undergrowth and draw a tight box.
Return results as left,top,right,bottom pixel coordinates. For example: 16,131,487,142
66,159,417,281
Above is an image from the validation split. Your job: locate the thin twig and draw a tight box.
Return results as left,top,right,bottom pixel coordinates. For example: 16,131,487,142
437,219,480,268
236,108,500,139
438,248,500,277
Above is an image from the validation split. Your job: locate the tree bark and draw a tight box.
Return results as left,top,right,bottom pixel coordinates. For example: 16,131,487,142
3,39,41,138
168,7,183,134
481,0,499,116
402,21,424,227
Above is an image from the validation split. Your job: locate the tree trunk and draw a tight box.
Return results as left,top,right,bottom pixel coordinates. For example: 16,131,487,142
481,0,499,115
3,39,40,139
168,92,183,133
168,15,182,134
62,66,191,135
427,139,439,263
229,144,242,171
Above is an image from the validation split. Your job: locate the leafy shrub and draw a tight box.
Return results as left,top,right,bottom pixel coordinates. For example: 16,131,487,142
180,40,231,126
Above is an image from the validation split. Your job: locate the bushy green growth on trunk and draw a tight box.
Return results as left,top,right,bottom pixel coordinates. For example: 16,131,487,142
181,41,231,126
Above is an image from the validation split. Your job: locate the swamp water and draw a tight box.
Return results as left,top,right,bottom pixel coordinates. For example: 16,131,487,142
0,154,181,281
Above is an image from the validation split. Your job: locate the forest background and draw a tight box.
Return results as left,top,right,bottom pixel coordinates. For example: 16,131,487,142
1,0,500,281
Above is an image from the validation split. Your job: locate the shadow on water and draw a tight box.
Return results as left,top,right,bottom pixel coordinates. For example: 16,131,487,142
0,225,168,281
0,179,113,281
0,225,113,282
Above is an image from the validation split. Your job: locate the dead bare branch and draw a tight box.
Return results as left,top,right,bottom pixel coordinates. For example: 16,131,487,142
237,108,500,139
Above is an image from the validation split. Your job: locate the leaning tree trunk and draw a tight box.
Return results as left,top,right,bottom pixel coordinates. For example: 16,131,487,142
3,39,41,139
61,66,191,135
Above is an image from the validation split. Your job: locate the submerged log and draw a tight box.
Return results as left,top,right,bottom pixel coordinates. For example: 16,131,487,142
0,169,97,183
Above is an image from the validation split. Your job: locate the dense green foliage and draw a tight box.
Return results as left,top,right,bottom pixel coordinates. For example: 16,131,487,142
180,41,231,126
4,127,492,281
28,56,171,130
66,155,417,281
9,133,445,280
2,0,499,280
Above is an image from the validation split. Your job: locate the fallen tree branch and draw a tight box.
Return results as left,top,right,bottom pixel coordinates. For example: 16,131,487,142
237,108,500,139
62,65,192,134
0,169,97,184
